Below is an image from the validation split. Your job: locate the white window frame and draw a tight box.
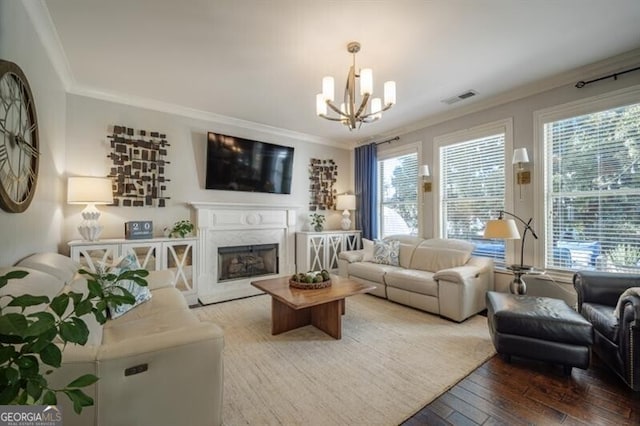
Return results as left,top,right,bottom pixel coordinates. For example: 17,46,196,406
433,118,515,265
377,142,423,238
534,84,640,280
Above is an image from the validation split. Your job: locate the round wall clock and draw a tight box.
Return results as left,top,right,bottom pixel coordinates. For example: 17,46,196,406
0,59,39,213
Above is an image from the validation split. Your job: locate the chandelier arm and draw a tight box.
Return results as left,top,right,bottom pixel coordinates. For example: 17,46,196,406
325,101,348,118
318,114,346,122
354,93,370,118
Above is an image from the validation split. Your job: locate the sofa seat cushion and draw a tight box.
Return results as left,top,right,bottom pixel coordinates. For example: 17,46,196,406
348,261,404,283
106,287,188,324
103,309,200,344
384,269,438,297
581,302,619,342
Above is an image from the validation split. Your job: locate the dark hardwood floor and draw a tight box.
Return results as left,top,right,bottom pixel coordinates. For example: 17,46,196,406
402,354,640,425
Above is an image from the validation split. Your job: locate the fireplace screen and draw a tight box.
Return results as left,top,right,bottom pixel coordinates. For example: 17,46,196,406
218,243,279,282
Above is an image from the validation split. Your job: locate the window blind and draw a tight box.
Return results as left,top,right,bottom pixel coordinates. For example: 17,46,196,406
544,102,640,272
440,134,506,264
378,152,418,238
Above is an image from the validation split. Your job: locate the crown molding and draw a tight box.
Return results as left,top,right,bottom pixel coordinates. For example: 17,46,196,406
22,0,74,91
68,84,343,148
360,48,640,146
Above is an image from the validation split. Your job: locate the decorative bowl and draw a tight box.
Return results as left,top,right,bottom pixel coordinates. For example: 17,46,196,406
289,278,332,290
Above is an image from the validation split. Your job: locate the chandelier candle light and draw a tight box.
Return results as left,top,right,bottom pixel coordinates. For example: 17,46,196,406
316,42,396,130
67,176,114,241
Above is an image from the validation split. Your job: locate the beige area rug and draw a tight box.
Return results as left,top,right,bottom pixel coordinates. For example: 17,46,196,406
194,294,496,426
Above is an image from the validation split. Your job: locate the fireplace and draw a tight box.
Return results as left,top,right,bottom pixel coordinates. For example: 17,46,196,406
191,202,297,304
218,243,278,282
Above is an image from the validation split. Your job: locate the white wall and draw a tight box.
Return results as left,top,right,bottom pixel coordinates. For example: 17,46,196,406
0,0,67,266
379,50,640,272
63,94,353,247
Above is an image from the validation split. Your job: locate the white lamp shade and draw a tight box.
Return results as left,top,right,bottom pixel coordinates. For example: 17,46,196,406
512,148,529,165
419,165,430,177
483,219,521,239
322,76,334,102
359,68,373,95
67,177,114,205
316,93,327,116
336,194,356,211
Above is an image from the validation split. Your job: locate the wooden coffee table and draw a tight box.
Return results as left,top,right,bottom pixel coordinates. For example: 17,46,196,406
251,275,375,339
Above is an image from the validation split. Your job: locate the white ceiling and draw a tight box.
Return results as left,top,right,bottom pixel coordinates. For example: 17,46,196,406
43,0,640,145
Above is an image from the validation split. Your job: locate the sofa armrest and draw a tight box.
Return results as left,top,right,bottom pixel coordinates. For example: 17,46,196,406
146,269,176,291
338,250,364,263
433,257,494,285
97,321,224,360
574,271,640,309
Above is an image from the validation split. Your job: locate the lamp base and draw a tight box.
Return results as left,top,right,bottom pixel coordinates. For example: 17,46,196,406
78,204,104,241
340,210,351,230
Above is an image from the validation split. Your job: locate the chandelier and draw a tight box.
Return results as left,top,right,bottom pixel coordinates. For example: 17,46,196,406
316,42,396,131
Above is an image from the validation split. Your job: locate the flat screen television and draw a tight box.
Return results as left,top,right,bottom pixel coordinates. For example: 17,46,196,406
205,132,294,194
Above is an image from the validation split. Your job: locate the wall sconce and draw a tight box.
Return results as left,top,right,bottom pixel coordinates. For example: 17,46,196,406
418,164,431,192
419,165,432,192
512,148,530,198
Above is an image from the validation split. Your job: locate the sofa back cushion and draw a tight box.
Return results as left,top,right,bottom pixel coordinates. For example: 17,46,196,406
16,252,81,285
383,235,423,268
0,266,65,314
409,239,474,272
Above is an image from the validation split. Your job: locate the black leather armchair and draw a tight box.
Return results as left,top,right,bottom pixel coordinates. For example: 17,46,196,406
574,271,640,391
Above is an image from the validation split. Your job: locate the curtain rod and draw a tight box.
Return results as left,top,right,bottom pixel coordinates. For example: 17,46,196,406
575,65,640,88
374,136,400,146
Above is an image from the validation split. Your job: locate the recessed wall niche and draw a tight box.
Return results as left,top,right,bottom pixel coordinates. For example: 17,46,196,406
107,125,171,207
308,158,337,211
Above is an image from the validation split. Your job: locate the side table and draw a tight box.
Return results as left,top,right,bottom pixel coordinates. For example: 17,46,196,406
506,265,544,295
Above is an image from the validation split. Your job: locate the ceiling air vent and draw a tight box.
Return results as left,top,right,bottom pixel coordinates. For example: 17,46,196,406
441,90,478,105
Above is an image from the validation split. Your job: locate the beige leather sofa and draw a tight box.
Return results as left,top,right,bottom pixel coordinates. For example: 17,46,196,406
1,253,224,426
338,236,494,322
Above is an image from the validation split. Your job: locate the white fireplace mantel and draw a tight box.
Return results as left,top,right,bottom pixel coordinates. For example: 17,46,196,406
190,202,300,304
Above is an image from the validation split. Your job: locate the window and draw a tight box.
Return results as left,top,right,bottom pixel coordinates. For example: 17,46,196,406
540,97,640,273
436,120,512,266
378,147,419,238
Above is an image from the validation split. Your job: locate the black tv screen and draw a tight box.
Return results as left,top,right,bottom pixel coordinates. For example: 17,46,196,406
205,132,294,194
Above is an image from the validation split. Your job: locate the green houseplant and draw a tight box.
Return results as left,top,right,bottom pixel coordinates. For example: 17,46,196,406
0,267,148,413
166,219,194,238
310,213,326,232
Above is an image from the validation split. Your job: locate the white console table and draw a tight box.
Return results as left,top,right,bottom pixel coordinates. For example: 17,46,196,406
296,230,361,273
68,237,198,304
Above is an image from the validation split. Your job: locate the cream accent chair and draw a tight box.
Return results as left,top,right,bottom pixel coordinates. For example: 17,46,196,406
338,236,494,322
2,253,224,426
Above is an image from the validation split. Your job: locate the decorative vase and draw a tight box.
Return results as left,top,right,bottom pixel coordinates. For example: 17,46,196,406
314,225,323,232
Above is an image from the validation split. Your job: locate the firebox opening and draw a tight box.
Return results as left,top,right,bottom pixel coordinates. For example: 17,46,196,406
217,243,279,282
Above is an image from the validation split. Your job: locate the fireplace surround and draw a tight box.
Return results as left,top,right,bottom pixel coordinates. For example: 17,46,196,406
191,202,297,304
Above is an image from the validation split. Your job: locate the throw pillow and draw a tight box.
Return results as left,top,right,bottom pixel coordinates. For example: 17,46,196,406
362,238,374,262
99,253,151,319
373,239,400,266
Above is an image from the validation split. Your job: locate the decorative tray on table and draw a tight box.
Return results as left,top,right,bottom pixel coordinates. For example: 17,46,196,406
289,270,332,289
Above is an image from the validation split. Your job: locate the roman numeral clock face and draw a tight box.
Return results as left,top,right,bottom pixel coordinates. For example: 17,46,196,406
0,60,39,213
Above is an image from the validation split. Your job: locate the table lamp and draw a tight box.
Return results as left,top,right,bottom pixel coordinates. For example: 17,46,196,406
336,194,356,230
483,210,538,294
67,176,114,241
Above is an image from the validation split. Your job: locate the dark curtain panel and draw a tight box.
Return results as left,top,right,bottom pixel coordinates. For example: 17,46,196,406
355,143,378,240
